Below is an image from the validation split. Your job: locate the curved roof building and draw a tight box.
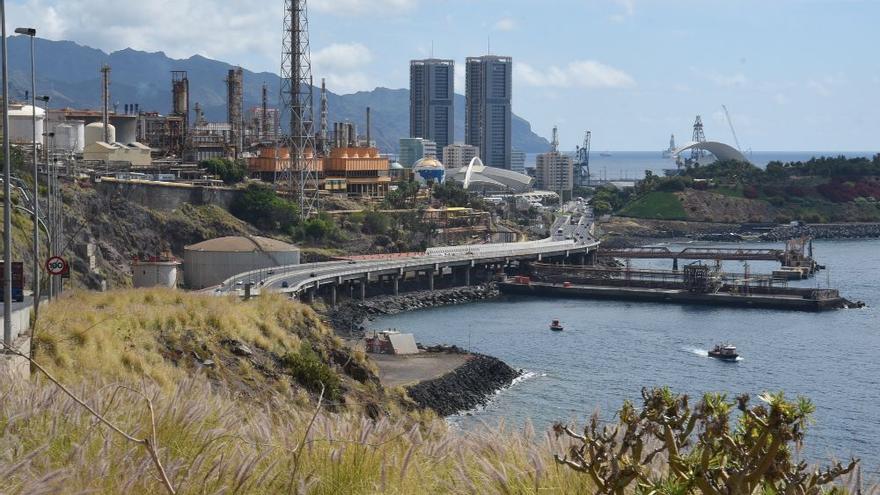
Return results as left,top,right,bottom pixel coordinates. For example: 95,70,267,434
674,141,749,163
183,236,300,289
446,157,532,193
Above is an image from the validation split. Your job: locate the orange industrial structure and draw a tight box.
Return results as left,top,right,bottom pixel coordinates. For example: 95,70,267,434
247,145,390,197
322,147,390,197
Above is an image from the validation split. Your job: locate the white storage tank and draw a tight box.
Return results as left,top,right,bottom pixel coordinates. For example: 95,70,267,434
85,122,116,145
132,260,181,288
53,123,77,153
8,104,45,144
183,236,300,289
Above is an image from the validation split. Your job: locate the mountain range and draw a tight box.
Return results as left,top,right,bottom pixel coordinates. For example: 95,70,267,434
6,37,550,154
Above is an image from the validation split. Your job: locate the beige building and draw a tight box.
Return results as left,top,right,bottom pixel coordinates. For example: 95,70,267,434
535,151,574,197
83,141,152,167
442,143,479,169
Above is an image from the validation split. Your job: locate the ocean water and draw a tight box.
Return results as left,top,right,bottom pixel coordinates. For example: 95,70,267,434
369,239,880,471
525,150,879,181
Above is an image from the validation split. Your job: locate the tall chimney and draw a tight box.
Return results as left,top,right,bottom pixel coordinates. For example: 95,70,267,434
365,106,371,147
261,83,269,141
101,64,111,143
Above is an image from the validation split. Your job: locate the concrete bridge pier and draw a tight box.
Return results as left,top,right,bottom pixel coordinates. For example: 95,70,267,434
428,270,435,291
673,258,679,271
306,287,315,305
330,284,337,307
392,275,400,296
359,278,367,300
464,266,471,286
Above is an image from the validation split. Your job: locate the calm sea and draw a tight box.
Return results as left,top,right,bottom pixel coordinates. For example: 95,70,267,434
369,239,880,472
525,151,879,180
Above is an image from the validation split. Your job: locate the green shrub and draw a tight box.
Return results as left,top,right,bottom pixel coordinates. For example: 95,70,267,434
230,184,299,232
282,342,341,401
200,158,247,184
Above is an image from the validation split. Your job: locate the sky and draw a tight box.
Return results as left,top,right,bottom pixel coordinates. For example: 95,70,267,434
6,0,880,151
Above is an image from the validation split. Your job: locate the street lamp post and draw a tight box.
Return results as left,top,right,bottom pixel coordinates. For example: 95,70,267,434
15,27,39,318
2,0,14,347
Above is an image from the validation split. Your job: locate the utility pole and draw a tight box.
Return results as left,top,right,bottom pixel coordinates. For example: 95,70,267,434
2,0,13,346
14,27,39,318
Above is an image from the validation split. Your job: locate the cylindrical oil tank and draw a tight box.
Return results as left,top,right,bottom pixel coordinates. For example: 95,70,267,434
183,236,300,289
52,123,77,152
132,261,180,288
85,122,116,146
72,120,86,153
8,105,45,144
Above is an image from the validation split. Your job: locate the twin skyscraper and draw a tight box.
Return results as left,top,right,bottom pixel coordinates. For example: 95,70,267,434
409,56,512,170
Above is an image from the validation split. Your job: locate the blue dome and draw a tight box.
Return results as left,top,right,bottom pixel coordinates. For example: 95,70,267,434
413,157,446,184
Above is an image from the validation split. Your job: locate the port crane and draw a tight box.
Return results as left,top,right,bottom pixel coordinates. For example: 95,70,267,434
721,105,743,153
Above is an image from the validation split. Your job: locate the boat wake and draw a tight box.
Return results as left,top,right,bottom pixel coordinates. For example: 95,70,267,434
684,347,744,361
684,346,709,357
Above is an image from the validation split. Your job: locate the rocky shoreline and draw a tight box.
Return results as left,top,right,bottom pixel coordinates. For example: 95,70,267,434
406,354,521,417
602,218,880,244
326,283,501,337
760,223,880,241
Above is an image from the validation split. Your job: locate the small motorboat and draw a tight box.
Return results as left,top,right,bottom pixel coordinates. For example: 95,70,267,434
550,319,564,331
708,344,739,361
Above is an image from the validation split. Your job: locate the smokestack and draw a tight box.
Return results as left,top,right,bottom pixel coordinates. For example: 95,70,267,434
320,78,329,155
366,107,371,147
261,83,269,141
101,64,111,143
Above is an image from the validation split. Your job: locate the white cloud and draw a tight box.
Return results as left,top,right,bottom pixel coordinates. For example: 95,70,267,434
312,43,373,71
806,75,845,96
517,60,636,89
312,43,374,94
610,0,635,20
493,17,517,31
7,0,280,72
704,71,749,88
312,0,417,15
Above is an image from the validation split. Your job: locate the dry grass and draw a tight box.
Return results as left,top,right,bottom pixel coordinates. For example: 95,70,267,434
0,371,593,494
32,289,335,390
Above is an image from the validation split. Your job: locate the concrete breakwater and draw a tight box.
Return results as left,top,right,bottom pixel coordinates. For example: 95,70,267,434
327,284,500,336
762,223,880,241
406,354,521,416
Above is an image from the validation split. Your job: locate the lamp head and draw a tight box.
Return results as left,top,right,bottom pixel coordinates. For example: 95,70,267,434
14,28,37,37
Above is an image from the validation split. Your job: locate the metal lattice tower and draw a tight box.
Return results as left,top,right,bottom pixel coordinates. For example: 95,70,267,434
279,0,318,218
575,130,591,187
690,115,706,162
320,78,329,156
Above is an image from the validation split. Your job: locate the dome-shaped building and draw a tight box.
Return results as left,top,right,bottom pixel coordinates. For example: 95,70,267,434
183,236,300,289
412,157,446,185
84,122,116,145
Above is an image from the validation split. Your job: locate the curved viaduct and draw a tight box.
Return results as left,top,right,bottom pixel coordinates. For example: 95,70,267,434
216,236,600,305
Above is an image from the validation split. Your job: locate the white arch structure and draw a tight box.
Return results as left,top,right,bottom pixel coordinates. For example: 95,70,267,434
462,156,483,189
674,141,749,163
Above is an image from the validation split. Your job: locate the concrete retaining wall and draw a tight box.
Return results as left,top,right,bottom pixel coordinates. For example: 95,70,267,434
95,179,242,211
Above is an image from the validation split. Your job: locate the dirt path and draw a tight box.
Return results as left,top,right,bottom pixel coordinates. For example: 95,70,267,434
370,353,470,388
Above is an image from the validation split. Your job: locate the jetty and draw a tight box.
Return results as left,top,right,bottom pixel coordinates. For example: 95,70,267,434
500,263,850,311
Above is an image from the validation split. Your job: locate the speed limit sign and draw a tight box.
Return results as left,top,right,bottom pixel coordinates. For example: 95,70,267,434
46,256,69,276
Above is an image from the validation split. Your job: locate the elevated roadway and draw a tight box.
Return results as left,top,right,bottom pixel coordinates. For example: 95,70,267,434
216,237,600,303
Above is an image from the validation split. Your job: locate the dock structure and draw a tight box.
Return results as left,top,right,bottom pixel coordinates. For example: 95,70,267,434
506,261,847,311
598,237,820,276
500,278,846,312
